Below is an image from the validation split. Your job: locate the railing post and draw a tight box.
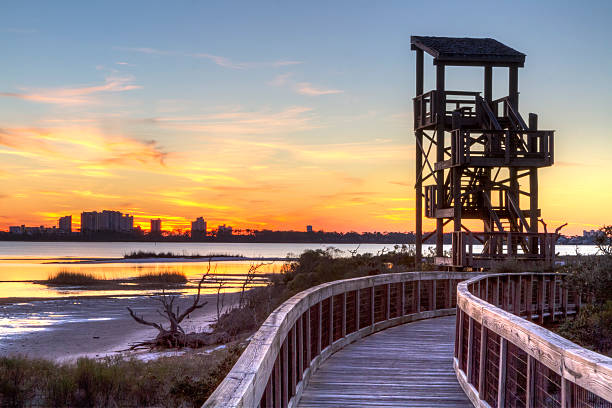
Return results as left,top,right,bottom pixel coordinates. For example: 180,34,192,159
386,283,391,320
495,276,500,307
551,276,557,321
290,327,297,398
562,282,568,319
355,289,360,330
329,296,333,346
274,357,281,408
341,292,347,338
414,279,421,312
526,275,533,320
281,339,288,408
297,315,303,379
513,276,521,315
478,327,487,398
370,286,375,326
458,310,464,371
538,275,545,324
432,279,437,310
401,281,406,315
305,308,311,366
497,338,507,408
264,375,273,408
466,317,474,381
526,355,535,408
317,303,322,355
561,377,569,408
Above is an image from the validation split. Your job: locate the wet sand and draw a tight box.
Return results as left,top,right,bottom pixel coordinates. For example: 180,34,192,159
0,292,238,361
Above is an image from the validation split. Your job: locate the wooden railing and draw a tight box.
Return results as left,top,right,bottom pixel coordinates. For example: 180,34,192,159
204,271,477,408
455,273,612,408
450,129,554,168
452,231,557,269
413,90,481,129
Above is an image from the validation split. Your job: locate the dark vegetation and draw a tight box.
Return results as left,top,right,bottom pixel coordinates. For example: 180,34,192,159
0,346,242,408
133,271,188,284
556,240,612,356
46,270,101,286
124,250,245,259
44,270,189,288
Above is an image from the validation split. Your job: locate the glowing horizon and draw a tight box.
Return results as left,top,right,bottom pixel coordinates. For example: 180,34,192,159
1,2,611,235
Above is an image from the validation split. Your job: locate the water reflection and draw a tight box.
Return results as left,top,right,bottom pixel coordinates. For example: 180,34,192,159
0,261,280,300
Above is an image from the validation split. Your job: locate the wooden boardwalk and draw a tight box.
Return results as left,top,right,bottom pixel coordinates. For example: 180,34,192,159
297,316,472,407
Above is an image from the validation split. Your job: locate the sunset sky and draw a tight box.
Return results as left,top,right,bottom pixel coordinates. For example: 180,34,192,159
1,1,611,234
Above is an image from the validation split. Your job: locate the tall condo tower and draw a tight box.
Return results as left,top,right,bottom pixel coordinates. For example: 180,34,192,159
411,36,556,269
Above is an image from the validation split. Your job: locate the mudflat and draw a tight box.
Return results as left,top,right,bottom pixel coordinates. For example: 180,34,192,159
0,292,237,361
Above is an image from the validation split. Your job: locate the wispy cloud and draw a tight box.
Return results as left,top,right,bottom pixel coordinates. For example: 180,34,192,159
116,46,301,70
295,82,343,96
0,76,141,106
150,106,317,135
268,73,343,96
0,127,168,168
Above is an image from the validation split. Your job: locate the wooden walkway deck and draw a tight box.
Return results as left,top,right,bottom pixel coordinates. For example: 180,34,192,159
297,316,472,407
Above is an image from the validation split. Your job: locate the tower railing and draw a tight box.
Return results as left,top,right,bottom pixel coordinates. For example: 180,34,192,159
413,90,481,129
455,273,612,407
203,271,477,408
451,231,556,268
451,129,554,167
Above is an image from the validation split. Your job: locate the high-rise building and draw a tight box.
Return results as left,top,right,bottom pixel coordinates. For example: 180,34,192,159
306,225,313,233
191,217,206,238
151,219,162,233
59,216,72,233
81,210,134,233
191,217,207,238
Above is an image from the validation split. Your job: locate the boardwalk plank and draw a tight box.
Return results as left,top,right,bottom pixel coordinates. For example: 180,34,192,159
297,316,471,407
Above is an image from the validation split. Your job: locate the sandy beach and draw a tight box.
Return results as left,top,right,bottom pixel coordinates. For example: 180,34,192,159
0,292,238,362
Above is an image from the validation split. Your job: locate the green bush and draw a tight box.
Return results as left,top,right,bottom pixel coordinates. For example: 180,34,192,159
562,255,612,304
0,346,243,408
557,301,612,357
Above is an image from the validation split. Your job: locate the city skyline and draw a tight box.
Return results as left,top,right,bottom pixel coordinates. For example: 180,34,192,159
1,1,611,235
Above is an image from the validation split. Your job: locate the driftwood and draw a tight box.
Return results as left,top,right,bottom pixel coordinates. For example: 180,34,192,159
127,263,212,348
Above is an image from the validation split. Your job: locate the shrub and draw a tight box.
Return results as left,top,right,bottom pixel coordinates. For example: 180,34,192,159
561,255,612,304
0,346,244,407
557,301,612,357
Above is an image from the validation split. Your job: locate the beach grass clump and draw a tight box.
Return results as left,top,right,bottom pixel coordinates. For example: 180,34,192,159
133,270,188,284
0,345,242,407
46,270,101,286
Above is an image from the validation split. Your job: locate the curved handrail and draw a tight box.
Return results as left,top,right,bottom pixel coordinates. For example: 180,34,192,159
455,273,612,407
204,271,478,407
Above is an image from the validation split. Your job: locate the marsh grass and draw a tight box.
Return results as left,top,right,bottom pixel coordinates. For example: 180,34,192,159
124,251,245,259
133,271,188,284
0,346,243,408
46,270,101,286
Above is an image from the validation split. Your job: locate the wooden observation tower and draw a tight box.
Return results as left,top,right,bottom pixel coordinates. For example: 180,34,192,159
411,36,556,269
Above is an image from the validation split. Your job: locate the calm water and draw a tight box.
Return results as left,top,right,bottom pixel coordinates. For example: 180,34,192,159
0,241,598,299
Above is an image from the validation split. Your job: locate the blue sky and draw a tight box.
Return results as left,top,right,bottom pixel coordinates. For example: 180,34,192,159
0,1,611,233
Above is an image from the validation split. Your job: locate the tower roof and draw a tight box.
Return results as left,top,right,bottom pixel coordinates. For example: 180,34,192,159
411,36,525,67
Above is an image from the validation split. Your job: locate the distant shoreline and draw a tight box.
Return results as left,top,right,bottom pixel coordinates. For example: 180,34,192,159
46,256,294,264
